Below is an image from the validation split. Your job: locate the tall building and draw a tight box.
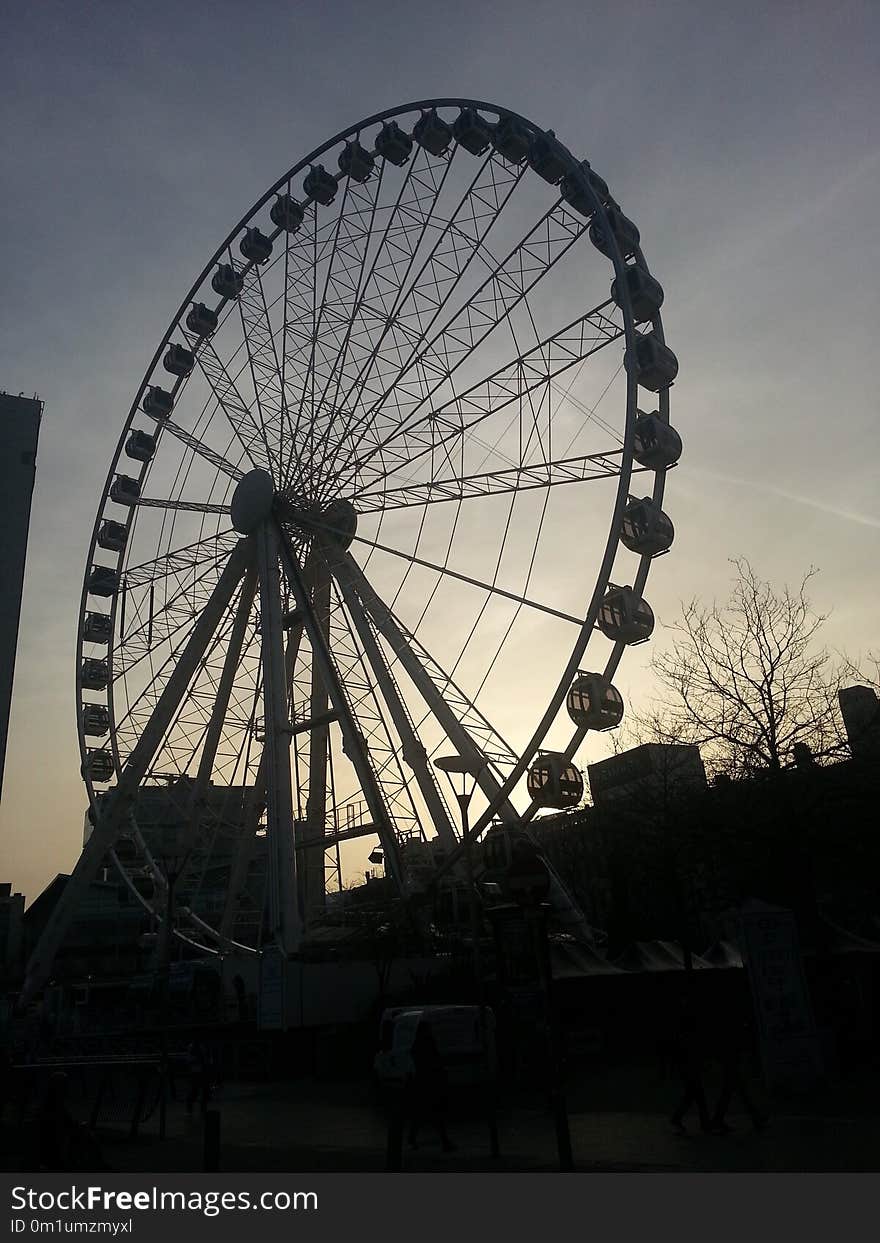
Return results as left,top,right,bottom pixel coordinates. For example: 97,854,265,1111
0,392,43,800
838,685,880,762
0,882,25,980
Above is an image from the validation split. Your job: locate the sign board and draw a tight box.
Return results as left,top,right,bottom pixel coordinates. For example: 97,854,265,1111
738,905,823,1089
258,946,285,1031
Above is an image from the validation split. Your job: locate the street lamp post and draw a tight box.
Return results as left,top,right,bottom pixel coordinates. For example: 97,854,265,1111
155,853,189,1014
434,755,486,985
505,844,574,1171
154,837,192,1139
434,754,499,1158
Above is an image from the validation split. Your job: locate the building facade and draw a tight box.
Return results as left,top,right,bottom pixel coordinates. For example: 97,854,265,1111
0,393,43,800
0,882,25,981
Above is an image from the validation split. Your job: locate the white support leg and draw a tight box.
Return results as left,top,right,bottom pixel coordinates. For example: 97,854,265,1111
331,557,460,853
219,612,305,945
337,551,594,944
303,559,331,924
277,533,404,894
335,551,519,823
255,520,301,955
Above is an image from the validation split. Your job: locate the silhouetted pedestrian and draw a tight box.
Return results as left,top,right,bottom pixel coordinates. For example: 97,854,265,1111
406,1021,454,1152
37,1072,110,1171
186,1038,213,1115
233,974,248,1024
670,996,711,1134
711,1005,768,1133
0,1046,11,1118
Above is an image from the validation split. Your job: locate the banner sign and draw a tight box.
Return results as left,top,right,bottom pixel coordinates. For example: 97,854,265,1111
738,905,823,1089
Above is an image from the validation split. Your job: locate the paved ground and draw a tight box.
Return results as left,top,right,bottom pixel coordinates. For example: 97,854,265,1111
84,1066,880,1172
6,1061,880,1173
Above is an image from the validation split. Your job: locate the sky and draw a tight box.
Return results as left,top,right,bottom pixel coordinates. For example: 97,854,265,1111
1,0,878,909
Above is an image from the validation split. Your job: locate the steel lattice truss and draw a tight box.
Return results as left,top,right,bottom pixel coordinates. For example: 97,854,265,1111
22,98,680,1003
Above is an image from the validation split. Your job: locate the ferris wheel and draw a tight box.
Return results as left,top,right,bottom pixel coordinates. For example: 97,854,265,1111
25,98,681,997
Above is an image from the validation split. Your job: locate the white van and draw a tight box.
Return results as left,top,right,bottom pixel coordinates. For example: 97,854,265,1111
373,1004,497,1091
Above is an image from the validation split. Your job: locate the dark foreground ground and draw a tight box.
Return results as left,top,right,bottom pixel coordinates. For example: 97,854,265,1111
4,1057,880,1173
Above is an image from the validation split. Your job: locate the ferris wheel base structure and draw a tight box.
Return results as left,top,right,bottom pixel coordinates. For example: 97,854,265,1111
22,98,682,1007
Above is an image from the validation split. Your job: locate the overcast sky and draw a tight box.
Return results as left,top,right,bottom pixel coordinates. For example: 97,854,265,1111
1,0,878,906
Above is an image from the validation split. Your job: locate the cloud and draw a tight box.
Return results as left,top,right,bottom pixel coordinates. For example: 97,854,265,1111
690,465,880,531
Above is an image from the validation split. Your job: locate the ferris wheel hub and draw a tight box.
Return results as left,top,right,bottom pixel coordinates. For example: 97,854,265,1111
230,468,275,534
277,495,359,552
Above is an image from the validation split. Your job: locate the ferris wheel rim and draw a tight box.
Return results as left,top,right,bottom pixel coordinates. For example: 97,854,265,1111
73,97,676,946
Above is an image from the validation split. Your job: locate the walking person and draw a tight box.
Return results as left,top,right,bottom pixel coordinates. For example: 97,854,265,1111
669,994,712,1135
406,1020,455,1152
37,1072,111,1171
711,1001,768,1133
186,1037,212,1116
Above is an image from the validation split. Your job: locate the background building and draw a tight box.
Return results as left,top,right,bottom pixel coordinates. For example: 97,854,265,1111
23,872,151,982
586,742,707,808
0,882,25,982
0,392,42,801
526,706,880,953
838,685,880,762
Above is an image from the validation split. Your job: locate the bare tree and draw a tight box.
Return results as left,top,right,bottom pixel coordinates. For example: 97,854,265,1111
634,560,848,778
839,646,880,686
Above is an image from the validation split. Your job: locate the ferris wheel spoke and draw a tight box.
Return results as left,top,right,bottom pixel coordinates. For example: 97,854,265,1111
196,337,277,478
329,198,589,489
114,541,243,681
275,201,356,451
318,524,584,628
311,150,526,494
343,299,623,496
289,146,458,495
354,449,630,513
309,148,519,495
133,497,231,516
282,203,323,485
230,216,349,479
282,178,384,492
283,197,368,491
354,308,624,498
506,305,553,469
151,415,246,483
121,532,241,590
235,257,291,481
379,153,526,342
286,167,388,489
